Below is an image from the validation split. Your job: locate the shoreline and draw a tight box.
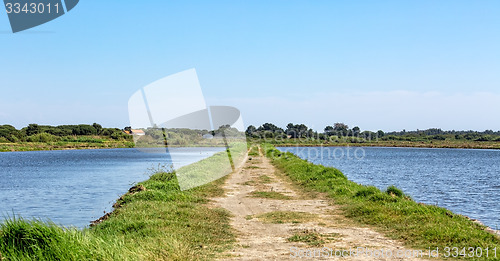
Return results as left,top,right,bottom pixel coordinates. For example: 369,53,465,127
271,141,500,150
0,149,237,260
263,143,500,259
0,141,134,153
1,145,498,260
3,141,500,153
275,144,500,232
0,143,233,153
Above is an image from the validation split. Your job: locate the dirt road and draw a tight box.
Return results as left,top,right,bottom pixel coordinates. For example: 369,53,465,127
213,146,437,260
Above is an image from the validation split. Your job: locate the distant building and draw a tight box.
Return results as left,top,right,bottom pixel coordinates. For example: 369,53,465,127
130,129,145,136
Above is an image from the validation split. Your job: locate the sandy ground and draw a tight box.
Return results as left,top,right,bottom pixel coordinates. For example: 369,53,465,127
212,146,439,261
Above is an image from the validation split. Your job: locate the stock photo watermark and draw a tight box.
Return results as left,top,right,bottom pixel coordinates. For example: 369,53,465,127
127,69,248,191
290,246,497,259
3,0,79,33
280,146,366,161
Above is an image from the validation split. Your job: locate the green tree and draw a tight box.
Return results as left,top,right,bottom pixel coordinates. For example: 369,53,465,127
26,124,40,136
352,126,360,137
333,123,349,137
92,123,103,135
286,123,309,138
245,125,257,136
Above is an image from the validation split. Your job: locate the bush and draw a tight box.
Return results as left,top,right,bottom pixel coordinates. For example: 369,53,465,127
385,185,404,197
355,186,379,198
475,135,493,142
431,135,446,140
27,133,59,143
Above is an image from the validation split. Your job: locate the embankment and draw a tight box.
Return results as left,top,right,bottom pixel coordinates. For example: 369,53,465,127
263,143,500,261
0,150,236,260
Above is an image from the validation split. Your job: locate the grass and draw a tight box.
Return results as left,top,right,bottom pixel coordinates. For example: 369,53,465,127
262,143,500,261
249,191,292,200
0,140,134,152
255,211,318,224
241,180,257,186
248,146,260,156
258,175,272,183
287,230,338,247
0,151,237,260
0,217,135,260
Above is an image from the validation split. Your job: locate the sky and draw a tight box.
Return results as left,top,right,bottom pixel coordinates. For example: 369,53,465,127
1,1,500,132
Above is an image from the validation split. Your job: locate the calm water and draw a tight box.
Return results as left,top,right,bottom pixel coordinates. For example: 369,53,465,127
0,147,224,228
278,146,500,230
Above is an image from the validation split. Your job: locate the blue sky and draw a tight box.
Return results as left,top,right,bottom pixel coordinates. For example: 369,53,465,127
1,1,500,131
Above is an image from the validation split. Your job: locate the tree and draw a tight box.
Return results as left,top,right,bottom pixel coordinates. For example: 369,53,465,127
324,126,334,135
333,123,349,137
286,123,309,138
352,126,360,137
26,124,40,136
377,130,385,138
245,125,257,136
258,123,284,133
93,123,103,135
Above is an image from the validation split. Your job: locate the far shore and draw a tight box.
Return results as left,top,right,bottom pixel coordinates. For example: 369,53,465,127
0,141,134,153
3,139,500,153
264,140,500,150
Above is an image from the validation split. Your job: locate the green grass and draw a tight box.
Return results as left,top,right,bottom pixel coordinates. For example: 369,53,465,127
0,217,135,260
258,175,272,183
248,146,260,156
241,180,257,186
0,153,236,260
175,142,247,190
287,230,338,247
255,211,318,224
249,191,292,200
263,143,500,261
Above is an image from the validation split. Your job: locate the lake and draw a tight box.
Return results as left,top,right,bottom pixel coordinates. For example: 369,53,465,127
278,146,500,230
0,147,224,228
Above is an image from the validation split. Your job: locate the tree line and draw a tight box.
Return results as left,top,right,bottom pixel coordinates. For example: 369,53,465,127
246,123,500,142
0,123,131,143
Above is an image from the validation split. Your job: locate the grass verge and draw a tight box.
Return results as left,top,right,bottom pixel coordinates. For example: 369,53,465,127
254,211,318,224
0,155,235,260
263,143,500,261
249,191,292,200
287,230,338,247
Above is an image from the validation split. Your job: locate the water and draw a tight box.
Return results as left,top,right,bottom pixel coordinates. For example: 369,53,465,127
278,146,500,230
0,147,224,228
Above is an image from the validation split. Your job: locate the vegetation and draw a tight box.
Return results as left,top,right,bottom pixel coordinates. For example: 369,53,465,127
247,123,500,149
134,125,244,148
263,144,500,260
287,230,338,247
0,123,133,152
175,142,247,190
0,151,235,260
249,191,292,200
253,211,318,224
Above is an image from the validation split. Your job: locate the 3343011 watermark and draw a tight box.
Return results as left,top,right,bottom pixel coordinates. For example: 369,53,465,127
289,246,497,259
3,0,79,33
